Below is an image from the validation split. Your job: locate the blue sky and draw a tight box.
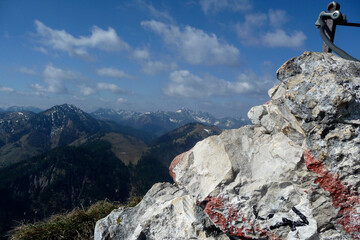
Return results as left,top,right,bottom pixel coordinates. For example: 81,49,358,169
1,0,360,118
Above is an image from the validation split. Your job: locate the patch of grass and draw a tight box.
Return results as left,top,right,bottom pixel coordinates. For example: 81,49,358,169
127,196,143,208
9,200,120,240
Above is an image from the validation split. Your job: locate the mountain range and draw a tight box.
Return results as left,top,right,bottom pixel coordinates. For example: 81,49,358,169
0,104,227,239
1,105,249,137
0,104,151,169
0,106,43,113
91,107,249,136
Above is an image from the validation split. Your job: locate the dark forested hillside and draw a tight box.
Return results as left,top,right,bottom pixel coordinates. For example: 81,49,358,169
0,140,130,239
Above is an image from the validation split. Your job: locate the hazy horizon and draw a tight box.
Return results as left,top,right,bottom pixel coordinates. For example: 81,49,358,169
1,103,249,119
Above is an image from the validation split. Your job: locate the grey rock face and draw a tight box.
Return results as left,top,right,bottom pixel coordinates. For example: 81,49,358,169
95,52,360,239
95,182,229,240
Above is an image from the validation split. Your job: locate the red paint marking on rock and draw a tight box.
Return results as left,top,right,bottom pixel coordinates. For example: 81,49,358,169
256,227,280,240
304,150,360,238
201,196,278,239
304,150,327,176
169,151,189,182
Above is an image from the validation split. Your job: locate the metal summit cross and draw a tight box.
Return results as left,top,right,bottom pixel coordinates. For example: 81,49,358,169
320,2,340,53
315,1,360,61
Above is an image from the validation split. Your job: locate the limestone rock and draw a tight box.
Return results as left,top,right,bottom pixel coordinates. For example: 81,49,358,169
95,52,360,239
95,182,230,240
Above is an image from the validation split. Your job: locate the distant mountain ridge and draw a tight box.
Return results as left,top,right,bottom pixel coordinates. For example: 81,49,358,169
0,104,152,169
91,107,249,136
0,104,102,168
1,105,248,137
0,106,43,113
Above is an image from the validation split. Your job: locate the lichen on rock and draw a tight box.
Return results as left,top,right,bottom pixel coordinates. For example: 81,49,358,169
95,52,360,239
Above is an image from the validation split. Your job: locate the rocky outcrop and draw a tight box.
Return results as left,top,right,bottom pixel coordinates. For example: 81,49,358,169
95,52,360,239
95,182,229,240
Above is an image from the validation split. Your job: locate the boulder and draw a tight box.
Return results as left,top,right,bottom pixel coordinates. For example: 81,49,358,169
95,52,360,239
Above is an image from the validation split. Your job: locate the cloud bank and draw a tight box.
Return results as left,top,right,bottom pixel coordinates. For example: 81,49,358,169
200,0,252,14
141,20,240,66
34,20,130,59
164,70,274,98
31,65,81,94
236,9,306,48
96,68,134,79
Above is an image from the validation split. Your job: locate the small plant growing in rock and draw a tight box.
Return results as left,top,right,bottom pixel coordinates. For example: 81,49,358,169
127,196,143,207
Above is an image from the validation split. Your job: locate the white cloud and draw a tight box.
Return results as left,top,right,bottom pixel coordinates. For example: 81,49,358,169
235,9,306,48
141,20,239,66
132,47,176,75
132,48,150,60
116,97,127,103
268,9,288,28
141,60,176,75
236,72,275,93
34,20,130,59
200,0,252,14
33,46,48,54
30,83,47,92
0,87,15,93
43,65,80,93
164,70,273,98
244,13,268,26
30,65,81,94
236,13,267,46
97,82,126,94
134,0,174,22
80,85,96,96
262,30,306,48
99,97,127,104
96,67,134,79
165,70,206,97
71,95,85,101
17,67,37,75
43,65,80,80
0,85,49,98
79,82,128,96
226,80,252,94
146,3,173,22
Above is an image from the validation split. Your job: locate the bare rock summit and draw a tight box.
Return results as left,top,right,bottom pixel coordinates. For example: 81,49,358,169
95,52,360,239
